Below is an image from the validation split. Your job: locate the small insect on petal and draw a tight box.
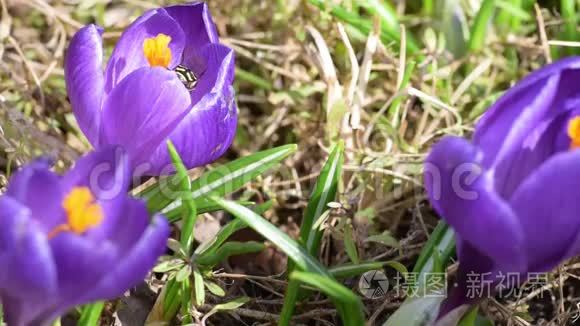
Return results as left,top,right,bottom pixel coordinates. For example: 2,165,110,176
174,64,198,90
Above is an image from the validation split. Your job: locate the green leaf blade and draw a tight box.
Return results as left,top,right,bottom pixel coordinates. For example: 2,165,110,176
145,144,297,213
290,271,365,326
78,302,104,326
211,197,328,275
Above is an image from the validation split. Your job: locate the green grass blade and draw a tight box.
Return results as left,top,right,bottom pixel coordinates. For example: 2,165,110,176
343,222,359,264
162,279,181,320
189,144,296,200
496,0,524,31
303,141,344,254
166,141,191,194
359,0,399,33
279,282,300,325
211,197,329,275
178,190,197,255
439,0,469,58
412,221,455,278
496,1,528,22
236,68,273,91
163,200,254,223
195,241,266,267
329,262,384,279
423,0,434,15
328,261,408,279
194,219,248,257
290,271,365,326
388,60,416,126
468,0,496,52
151,142,199,323
180,278,193,324
383,296,444,326
166,141,198,256
307,0,420,54
212,198,337,326
78,302,104,326
281,142,344,324
385,221,456,325
144,144,297,213
362,0,421,50
560,0,579,57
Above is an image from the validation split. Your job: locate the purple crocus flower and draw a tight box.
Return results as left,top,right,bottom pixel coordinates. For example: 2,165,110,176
0,147,169,325
424,57,580,316
65,2,236,175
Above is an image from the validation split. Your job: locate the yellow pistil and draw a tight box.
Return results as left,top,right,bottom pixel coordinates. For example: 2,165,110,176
568,116,580,150
48,187,104,239
143,33,172,68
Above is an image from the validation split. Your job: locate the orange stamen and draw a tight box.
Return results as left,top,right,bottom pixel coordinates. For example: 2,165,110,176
49,187,104,239
143,33,172,68
568,116,580,150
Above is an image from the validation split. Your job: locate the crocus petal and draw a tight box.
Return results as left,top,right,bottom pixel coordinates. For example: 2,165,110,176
474,57,580,168
82,195,125,243
49,234,118,306
492,110,573,199
165,2,219,60
509,149,580,272
147,44,237,173
104,9,185,92
478,74,560,168
0,293,24,326
0,292,54,326
0,197,57,300
0,197,22,253
0,146,170,324
93,198,149,254
65,24,105,145
6,161,65,231
62,145,130,202
84,214,169,300
188,44,235,107
424,136,526,271
25,234,119,325
100,67,192,168
439,241,496,317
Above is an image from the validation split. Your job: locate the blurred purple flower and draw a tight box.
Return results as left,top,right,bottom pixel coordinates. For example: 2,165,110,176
65,2,237,175
0,147,169,325
424,57,580,316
